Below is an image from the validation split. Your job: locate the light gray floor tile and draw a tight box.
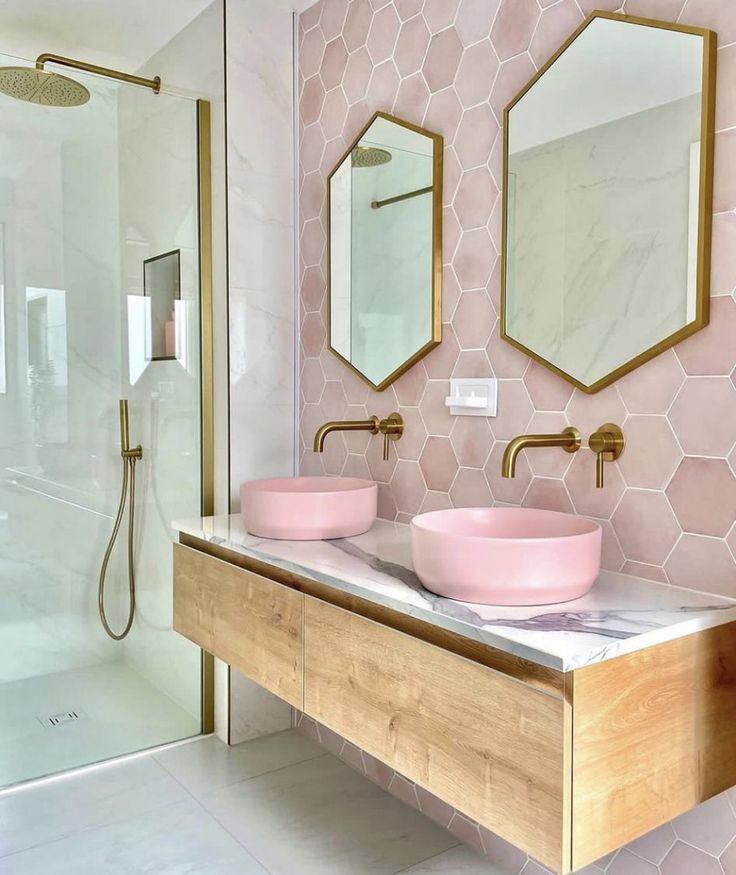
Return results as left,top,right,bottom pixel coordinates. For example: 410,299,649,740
0,799,269,874
0,755,189,857
201,752,457,875
395,845,506,873
154,729,325,796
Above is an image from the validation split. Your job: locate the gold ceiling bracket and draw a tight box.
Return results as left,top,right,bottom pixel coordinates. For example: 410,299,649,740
36,53,161,94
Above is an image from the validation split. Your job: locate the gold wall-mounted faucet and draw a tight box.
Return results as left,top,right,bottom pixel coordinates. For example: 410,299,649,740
589,423,625,488
314,412,404,461
501,427,581,478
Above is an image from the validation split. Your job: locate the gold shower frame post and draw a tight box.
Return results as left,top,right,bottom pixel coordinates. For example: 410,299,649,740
197,99,216,735
499,10,717,395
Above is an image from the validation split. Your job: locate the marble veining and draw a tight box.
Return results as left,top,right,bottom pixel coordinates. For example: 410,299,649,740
175,515,736,671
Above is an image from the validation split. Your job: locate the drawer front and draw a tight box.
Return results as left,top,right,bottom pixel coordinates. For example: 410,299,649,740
303,597,569,871
173,543,303,708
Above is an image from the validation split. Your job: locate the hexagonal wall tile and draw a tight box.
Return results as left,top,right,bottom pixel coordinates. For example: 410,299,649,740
489,53,536,124
529,0,584,68
393,73,430,124
391,460,427,514
321,37,348,90
423,27,463,92
618,416,682,490
612,490,681,565
450,417,493,468
319,0,349,41
523,361,574,411
454,166,498,230
423,0,461,35
490,0,540,61
455,41,499,109
522,478,574,513
667,458,736,537
454,230,497,290
420,436,459,491
366,4,400,63
616,349,684,415
669,377,736,457
343,47,373,104
344,2,372,50
450,468,492,506
365,58,400,112
455,0,501,46
454,104,498,169
394,15,430,77
453,290,495,349
491,380,534,440
676,296,736,376
420,381,454,436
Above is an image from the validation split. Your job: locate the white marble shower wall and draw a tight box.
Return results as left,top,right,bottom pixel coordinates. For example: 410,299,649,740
225,0,297,742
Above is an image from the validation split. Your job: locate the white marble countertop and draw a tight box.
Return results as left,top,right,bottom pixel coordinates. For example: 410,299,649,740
174,514,736,672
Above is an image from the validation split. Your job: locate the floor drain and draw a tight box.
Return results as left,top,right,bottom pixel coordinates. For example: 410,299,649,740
37,710,83,728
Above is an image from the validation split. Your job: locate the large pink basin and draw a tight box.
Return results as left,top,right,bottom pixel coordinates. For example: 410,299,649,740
241,476,377,540
411,508,602,606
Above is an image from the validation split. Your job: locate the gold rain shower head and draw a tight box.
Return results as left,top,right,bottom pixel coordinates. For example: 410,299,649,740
0,53,161,107
352,145,392,167
0,66,90,106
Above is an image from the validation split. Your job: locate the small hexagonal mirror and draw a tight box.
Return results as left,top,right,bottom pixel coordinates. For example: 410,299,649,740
501,11,716,393
328,112,443,391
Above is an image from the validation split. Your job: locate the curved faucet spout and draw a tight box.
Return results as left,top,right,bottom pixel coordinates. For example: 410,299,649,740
502,427,581,478
313,416,380,453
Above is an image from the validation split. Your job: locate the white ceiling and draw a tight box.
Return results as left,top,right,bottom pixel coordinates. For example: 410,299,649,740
0,0,219,70
0,0,317,72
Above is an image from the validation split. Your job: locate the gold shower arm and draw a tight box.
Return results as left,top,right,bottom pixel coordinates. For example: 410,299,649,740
371,186,433,210
36,53,161,94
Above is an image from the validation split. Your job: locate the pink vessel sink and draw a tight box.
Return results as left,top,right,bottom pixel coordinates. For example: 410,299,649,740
241,476,377,540
411,507,602,606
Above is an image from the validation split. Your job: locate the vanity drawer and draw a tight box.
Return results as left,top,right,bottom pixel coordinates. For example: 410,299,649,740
303,597,570,872
173,543,303,708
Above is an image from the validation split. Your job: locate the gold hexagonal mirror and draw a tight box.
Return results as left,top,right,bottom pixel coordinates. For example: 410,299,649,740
501,11,716,394
327,112,443,391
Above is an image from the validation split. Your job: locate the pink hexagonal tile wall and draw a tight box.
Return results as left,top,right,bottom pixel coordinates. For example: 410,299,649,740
297,3,736,865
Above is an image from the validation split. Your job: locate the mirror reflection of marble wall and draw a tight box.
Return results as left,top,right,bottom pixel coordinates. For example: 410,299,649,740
503,14,715,393
329,113,441,390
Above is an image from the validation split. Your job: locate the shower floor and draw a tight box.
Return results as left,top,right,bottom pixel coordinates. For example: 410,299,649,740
0,662,200,788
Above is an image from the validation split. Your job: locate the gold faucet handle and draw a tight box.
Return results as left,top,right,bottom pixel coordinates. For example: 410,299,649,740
378,412,404,461
588,423,625,488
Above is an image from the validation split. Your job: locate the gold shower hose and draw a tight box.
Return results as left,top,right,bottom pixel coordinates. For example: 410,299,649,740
98,400,143,641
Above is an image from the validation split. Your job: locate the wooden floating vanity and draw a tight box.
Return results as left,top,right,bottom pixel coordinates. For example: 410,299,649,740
173,517,736,874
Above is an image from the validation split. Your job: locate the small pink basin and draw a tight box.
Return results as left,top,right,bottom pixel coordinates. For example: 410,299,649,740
411,508,602,606
240,476,377,540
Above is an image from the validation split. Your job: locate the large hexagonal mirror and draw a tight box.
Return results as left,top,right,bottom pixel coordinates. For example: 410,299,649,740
328,112,443,391
501,11,716,394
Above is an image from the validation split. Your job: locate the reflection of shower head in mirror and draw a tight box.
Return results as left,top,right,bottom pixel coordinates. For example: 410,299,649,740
351,145,392,167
